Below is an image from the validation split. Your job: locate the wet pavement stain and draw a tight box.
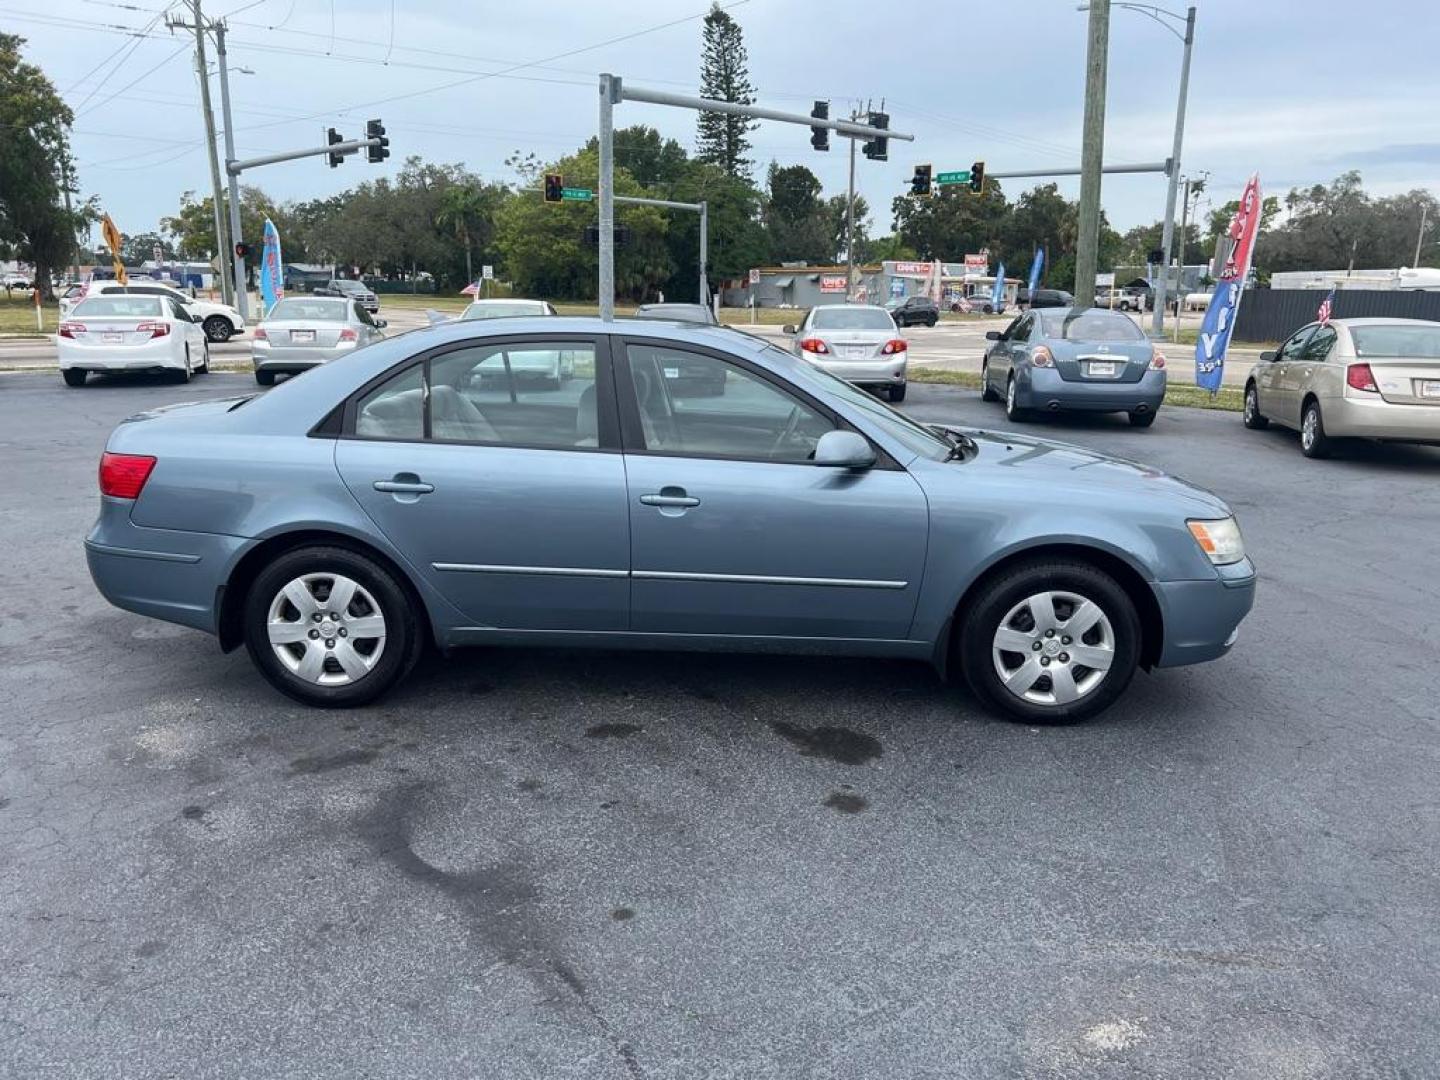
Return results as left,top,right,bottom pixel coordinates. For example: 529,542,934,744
770,721,883,765
517,778,543,792
824,792,869,814
289,748,380,775
585,722,643,740
611,907,635,922
134,940,167,959
180,805,206,821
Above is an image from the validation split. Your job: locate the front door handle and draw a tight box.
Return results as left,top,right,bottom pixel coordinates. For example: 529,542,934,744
374,475,434,495
640,493,700,508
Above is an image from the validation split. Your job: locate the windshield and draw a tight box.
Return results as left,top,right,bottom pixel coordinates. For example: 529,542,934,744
72,297,163,318
810,307,894,331
268,299,349,322
462,302,546,320
760,344,949,461
1350,324,1440,359
1039,309,1146,342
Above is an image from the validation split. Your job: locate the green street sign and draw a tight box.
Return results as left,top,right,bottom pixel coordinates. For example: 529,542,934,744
561,187,593,202
936,170,971,185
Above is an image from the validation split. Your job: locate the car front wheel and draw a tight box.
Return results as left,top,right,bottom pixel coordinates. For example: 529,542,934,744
62,368,86,387
1243,383,1269,429
203,316,233,343
243,545,421,707
959,559,1141,724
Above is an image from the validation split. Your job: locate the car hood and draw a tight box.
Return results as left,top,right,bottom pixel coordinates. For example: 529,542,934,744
937,426,1231,517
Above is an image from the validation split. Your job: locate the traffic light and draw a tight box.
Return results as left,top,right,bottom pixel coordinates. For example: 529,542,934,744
862,111,889,162
543,173,564,204
234,242,251,259
326,127,344,168
910,164,933,198
809,100,829,152
365,119,389,164
969,160,986,194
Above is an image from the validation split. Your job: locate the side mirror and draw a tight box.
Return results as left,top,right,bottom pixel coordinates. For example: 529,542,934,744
1259,350,1277,362
985,330,1002,341
782,324,797,336
814,429,876,470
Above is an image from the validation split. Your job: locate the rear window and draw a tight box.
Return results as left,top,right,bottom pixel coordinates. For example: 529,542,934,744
1039,309,1146,342
461,302,546,320
634,304,713,323
267,299,349,322
71,297,164,318
1349,324,1440,359
810,307,894,331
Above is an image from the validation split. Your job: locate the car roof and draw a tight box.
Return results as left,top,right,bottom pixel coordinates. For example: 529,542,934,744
466,298,547,306
1328,316,1440,328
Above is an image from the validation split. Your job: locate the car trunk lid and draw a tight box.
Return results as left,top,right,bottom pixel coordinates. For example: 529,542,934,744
1360,357,1440,405
1051,341,1153,383
67,318,164,347
816,331,894,359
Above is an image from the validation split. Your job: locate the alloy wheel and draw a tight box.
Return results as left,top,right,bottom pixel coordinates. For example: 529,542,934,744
991,590,1115,706
1301,409,1316,450
266,572,387,685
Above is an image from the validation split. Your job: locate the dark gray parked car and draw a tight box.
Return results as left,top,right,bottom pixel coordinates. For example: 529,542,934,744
86,317,1252,724
981,307,1167,427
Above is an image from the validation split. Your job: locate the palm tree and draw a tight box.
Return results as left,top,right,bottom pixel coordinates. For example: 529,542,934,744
436,183,487,289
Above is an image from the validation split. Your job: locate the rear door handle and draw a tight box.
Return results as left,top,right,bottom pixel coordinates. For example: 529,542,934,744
374,477,434,494
640,492,700,508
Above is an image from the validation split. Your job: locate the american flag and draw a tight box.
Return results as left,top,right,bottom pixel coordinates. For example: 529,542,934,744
1317,285,1336,326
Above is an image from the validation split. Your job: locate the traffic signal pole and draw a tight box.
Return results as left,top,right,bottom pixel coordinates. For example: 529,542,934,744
596,74,911,321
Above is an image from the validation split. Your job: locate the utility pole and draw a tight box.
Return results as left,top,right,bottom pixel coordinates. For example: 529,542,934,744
1151,5,1196,336
61,152,79,284
1414,204,1429,267
1173,175,1191,343
215,20,247,318
1073,0,1110,306
168,1,232,305
846,106,858,297
598,75,618,321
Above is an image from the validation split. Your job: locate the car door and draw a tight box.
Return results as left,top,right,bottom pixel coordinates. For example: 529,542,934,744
616,337,929,640
1293,324,1337,407
333,333,631,631
166,298,203,362
1000,314,1032,382
1271,323,1320,426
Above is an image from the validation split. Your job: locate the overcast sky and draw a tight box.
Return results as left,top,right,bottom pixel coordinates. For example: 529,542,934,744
16,0,1440,249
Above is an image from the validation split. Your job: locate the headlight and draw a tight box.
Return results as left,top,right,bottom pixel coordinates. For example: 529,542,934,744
1187,517,1245,565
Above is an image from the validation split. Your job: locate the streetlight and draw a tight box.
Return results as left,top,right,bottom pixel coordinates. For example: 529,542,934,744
1080,2,1194,336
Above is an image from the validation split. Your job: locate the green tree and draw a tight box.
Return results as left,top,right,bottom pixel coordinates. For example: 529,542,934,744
764,163,829,263
162,185,285,285
120,231,174,266
662,160,768,300
825,193,870,264
437,181,503,288
695,3,756,179
0,34,86,300
892,181,1010,263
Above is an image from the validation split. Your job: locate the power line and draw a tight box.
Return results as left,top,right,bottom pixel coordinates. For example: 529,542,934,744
75,42,191,117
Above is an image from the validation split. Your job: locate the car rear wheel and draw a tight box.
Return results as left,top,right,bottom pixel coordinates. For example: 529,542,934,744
255,370,275,386
203,316,233,343
62,368,86,387
1128,409,1157,428
198,343,211,373
1243,383,1269,429
958,559,1141,724
889,382,907,403
243,545,421,707
980,360,1000,402
170,350,192,384
1005,374,1030,422
1300,399,1333,459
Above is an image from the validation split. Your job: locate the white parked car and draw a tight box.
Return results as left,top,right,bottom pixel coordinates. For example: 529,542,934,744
1184,291,1212,311
3,273,33,291
61,281,245,342
57,294,210,386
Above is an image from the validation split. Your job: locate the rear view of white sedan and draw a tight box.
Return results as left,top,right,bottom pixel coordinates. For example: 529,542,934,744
58,294,210,387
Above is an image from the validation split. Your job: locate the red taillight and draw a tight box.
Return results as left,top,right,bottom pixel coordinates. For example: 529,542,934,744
253,327,267,342
1031,345,1055,368
1346,363,1378,392
881,338,908,356
1149,348,1167,370
338,328,358,342
99,452,157,499
799,337,829,354
135,322,171,338
58,321,84,338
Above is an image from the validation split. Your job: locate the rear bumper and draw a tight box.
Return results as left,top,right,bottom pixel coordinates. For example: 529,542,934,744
1152,559,1256,668
805,355,908,386
253,342,355,370
1324,393,1440,442
1018,366,1166,412
58,338,183,371
85,498,243,635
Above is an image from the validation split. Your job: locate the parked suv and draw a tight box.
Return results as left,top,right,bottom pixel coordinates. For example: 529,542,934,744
316,278,380,313
1018,288,1074,309
886,296,939,327
63,280,245,342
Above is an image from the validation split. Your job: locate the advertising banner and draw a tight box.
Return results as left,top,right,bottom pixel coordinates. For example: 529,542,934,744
259,217,285,314
1195,174,1262,393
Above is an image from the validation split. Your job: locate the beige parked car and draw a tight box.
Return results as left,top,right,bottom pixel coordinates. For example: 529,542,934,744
1243,317,1440,457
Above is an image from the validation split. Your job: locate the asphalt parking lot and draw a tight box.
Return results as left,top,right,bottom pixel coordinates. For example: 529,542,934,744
3,370,1439,1078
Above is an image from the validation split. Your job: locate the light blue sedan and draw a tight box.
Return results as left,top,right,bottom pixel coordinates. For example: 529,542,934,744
85,317,1254,723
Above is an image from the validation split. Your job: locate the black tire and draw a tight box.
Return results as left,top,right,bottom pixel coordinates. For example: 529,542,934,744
981,304,993,315
243,545,423,708
980,360,1000,402
198,344,211,373
1242,382,1269,429
203,316,233,343
1005,374,1030,422
958,558,1142,725
1300,398,1333,459
889,382,907,403
62,368,86,387
1128,409,1157,428
255,370,275,386
926,317,937,327
171,351,192,384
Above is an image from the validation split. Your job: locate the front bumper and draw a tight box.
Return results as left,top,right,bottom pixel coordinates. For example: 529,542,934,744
805,354,908,386
1323,392,1440,442
1151,558,1256,668
85,497,244,634
1018,366,1166,413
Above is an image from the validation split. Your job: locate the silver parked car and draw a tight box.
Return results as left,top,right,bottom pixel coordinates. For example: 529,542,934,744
982,307,1167,427
86,317,1254,724
785,304,909,402
252,297,386,385
1244,317,1440,457
460,298,558,320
